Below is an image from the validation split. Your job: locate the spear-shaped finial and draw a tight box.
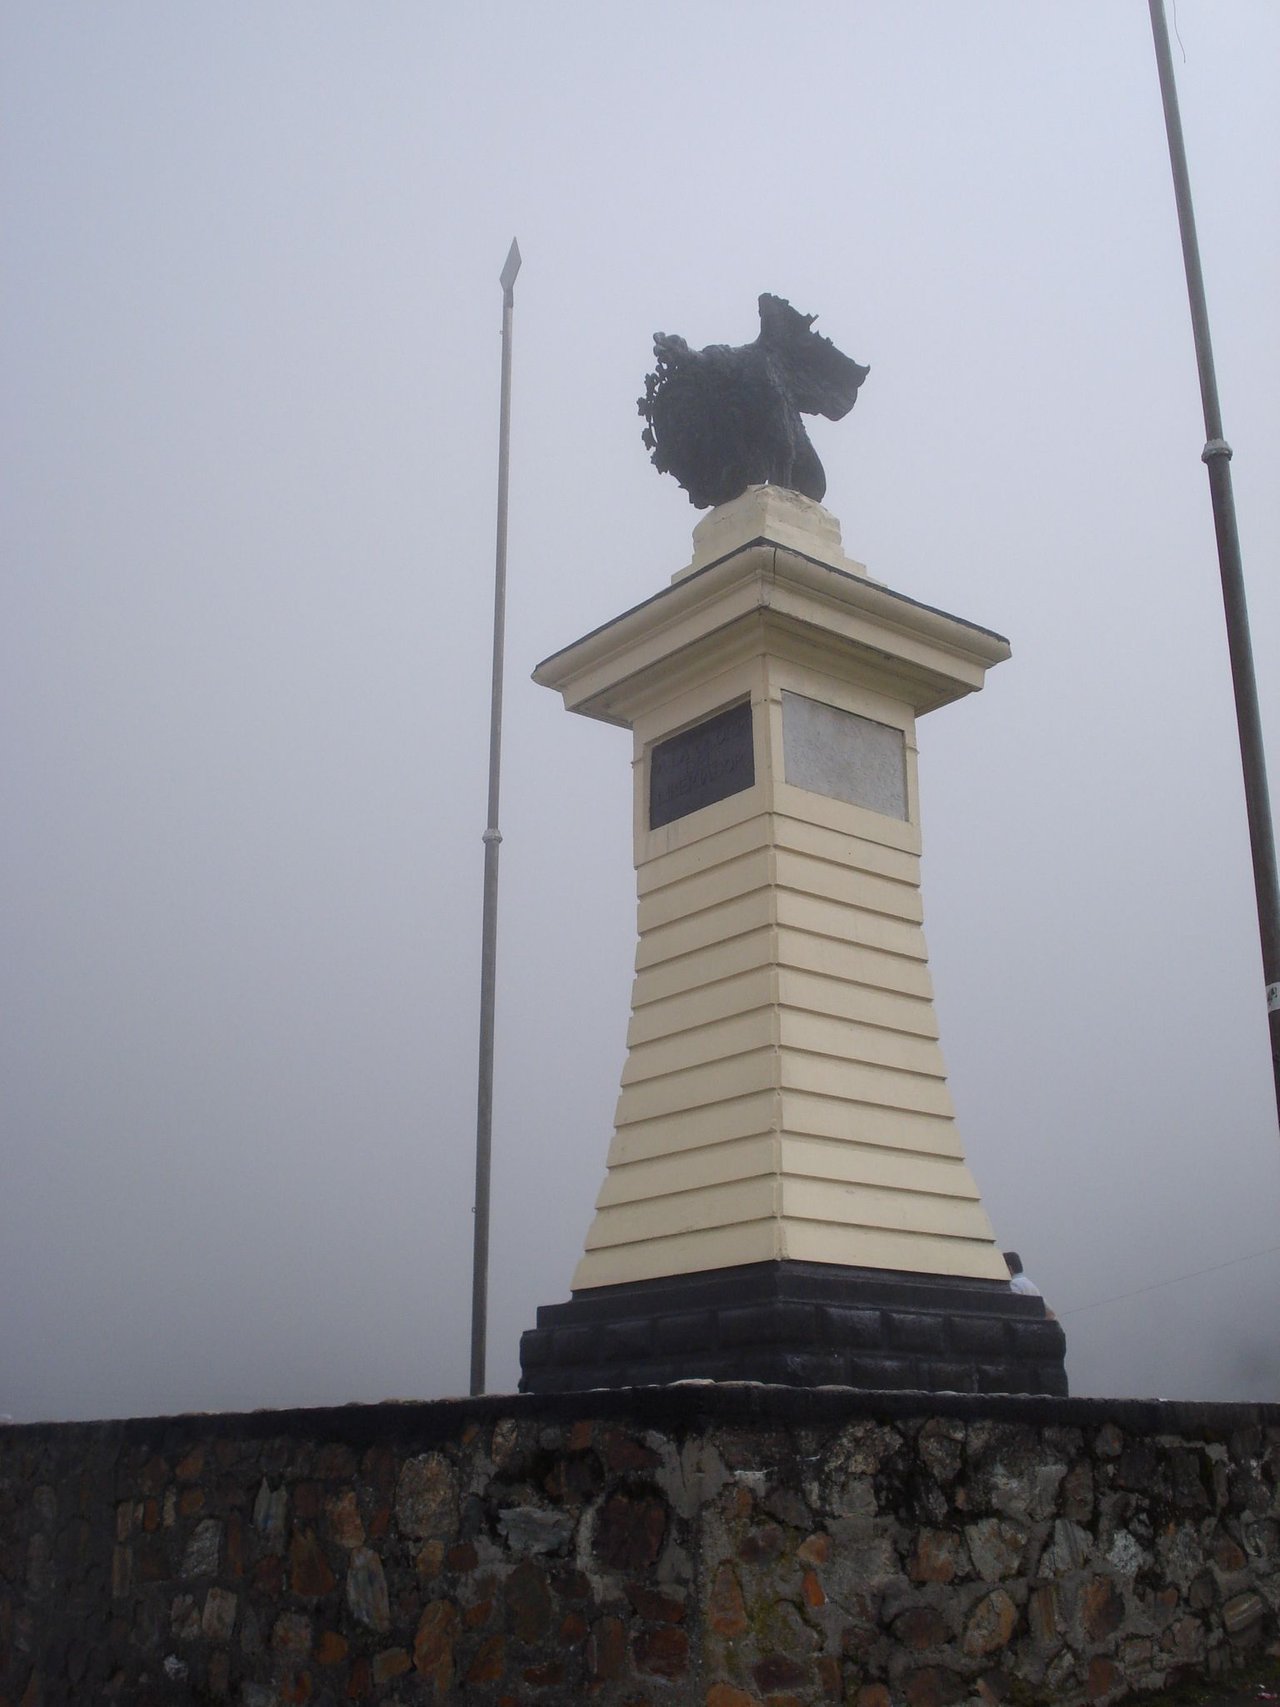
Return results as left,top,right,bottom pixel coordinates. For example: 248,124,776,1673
499,237,521,299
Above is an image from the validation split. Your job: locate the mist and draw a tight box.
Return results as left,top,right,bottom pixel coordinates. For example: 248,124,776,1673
3,2,1278,1422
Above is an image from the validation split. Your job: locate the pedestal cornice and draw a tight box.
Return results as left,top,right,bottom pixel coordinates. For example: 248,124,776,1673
534,537,1010,728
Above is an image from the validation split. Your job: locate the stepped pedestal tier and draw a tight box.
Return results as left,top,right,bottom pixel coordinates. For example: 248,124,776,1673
519,486,1066,1395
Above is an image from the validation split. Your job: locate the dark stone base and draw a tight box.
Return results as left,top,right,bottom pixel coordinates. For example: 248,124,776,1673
519,1261,1068,1396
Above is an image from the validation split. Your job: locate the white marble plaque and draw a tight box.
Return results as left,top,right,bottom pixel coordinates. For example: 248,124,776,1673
782,691,907,820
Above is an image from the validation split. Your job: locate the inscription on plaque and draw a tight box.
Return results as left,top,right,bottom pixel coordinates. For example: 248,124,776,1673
649,701,755,829
782,691,908,820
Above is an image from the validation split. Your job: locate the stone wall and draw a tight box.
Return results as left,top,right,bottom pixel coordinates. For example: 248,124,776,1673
2,1386,1278,1706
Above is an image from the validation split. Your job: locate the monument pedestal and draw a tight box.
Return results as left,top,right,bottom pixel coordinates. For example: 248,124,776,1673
521,1263,1065,1396
521,487,1066,1395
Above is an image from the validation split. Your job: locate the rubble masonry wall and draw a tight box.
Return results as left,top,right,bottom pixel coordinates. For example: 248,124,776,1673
2,1385,1278,1706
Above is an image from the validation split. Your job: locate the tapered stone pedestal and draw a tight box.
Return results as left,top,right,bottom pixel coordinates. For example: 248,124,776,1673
521,487,1066,1395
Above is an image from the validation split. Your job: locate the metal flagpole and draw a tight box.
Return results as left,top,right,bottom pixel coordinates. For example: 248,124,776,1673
471,237,521,1395
1148,1,1280,1129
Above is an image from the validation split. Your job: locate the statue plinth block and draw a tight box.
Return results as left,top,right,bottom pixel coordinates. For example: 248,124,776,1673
521,491,1066,1395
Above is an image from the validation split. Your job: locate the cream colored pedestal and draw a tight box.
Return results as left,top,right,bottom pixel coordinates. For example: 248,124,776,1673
535,486,1011,1297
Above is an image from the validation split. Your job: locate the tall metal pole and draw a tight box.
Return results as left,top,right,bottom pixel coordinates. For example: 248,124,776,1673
471,237,521,1394
1148,2,1280,1128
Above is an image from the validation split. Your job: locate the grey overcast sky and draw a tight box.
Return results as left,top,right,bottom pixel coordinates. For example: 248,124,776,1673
2,4,1278,1423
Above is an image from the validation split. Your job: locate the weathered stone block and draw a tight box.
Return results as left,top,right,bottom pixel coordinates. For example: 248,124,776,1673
1212,1531,1248,1573
753,1652,811,1692
181,1518,220,1579
345,1547,389,1632
585,1613,626,1681
201,1586,237,1642
821,1306,885,1348
948,1317,1007,1355
1008,1319,1065,1358
1222,1591,1266,1636
551,1325,597,1365
708,1685,765,1707
1080,1575,1126,1642
413,1600,458,1691
316,1630,348,1665
462,1634,503,1685
395,1453,457,1542
737,1519,787,1563
1028,1582,1061,1647
708,1561,748,1636
963,1588,1017,1657
847,1354,918,1390
271,1612,311,1655
626,1583,686,1623
288,1527,334,1598
926,1361,982,1392
495,1505,573,1555
966,1518,1027,1582
721,1302,816,1347
909,1529,967,1585
171,1592,200,1640
600,1426,661,1473
917,1418,964,1485
1087,1654,1121,1701
654,1310,716,1353
325,1489,363,1549
635,1623,689,1677
600,1318,651,1361
518,1329,551,1367
1044,1516,1091,1575
592,1491,667,1572
252,1480,287,1547
895,1605,950,1650
1062,1459,1094,1522
504,1559,552,1643
903,1663,967,1707
1104,1526,1144,1577
885,1312,948,1354
1161,1613,1207,1662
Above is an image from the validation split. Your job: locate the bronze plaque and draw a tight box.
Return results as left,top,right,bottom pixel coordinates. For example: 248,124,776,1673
649,701,754,829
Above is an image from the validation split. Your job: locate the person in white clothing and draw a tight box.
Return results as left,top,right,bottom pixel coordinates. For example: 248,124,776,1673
1003,1250,1040,1295
1004,1250,1056,1318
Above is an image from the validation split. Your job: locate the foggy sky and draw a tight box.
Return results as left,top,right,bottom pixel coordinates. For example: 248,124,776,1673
3,3,1278,1422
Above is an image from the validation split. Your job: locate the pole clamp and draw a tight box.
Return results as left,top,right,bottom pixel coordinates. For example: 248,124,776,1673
1201,438,1233,463
482,828,503,846
1268,982,1280,1015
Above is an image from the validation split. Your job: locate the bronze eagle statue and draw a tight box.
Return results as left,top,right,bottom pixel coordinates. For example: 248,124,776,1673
638,294,869,510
